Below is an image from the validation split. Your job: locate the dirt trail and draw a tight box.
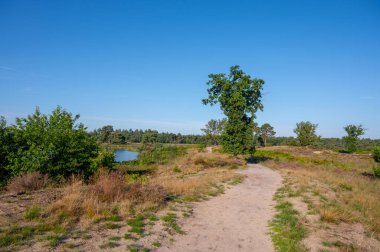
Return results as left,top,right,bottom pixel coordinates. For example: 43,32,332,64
159,164,282,252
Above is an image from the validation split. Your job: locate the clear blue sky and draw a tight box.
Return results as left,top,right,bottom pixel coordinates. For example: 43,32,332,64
1,0,379,138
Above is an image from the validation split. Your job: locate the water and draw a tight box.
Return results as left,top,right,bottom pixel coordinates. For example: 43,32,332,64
114,149,139,162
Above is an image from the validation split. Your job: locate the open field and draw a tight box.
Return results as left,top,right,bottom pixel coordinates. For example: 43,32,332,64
254,146,380,252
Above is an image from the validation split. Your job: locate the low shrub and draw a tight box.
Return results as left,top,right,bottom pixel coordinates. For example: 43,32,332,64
93,150,115,169
7,172,48,193
373,165,380,177
124,184,166,205
90,170,127,202
373,146,380,163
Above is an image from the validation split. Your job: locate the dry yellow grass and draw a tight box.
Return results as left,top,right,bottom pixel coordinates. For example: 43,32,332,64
151,148,245,199
258,146,380,236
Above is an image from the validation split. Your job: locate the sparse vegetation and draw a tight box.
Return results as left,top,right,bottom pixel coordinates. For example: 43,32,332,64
256,146,380,250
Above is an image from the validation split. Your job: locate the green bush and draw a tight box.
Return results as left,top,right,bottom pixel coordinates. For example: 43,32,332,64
93,150,115,169
373,147,380,163
373,165,380,177
1,107,99,181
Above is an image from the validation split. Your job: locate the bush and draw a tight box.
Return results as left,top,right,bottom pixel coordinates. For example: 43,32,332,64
93,151,115,169
90,170,127,202
373,166,380,177
7,172,48,193
4,107,98,180
373,147,380,163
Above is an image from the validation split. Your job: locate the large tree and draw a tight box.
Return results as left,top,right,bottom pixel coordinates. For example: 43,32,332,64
201,118,227,145
202,65,264,155
294,121,319,146
256,123,276,147
343,124,365,153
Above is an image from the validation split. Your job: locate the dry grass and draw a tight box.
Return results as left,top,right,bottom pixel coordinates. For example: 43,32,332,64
257,146,380,237
7,172,49,194
151,149,245,199
49,170,167,222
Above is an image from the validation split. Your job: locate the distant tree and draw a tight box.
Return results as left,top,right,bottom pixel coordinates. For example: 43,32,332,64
294,121,319,146
142,129,159,143
99,125,114,143
110,131,126,144
255,123,276,147
202,66,264,155
201,118,227,145
343,124,365,153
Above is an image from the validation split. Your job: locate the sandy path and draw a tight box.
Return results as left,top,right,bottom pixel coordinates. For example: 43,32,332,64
159,164,282,252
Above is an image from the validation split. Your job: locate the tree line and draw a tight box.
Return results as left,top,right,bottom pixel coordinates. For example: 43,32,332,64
90,126,206,145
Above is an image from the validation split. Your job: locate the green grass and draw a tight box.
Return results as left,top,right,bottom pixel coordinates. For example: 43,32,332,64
105,223,122,229
161,213,185,234
24,206,42,220
109,236,121,241
152,241,161,247
99,241,120,249
270,186,308,252
127,215,145,235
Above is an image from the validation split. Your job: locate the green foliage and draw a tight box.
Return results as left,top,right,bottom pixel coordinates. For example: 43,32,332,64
372,146,380,163
92,127,206,144
1,107,98,184
343,125,365,153
137,144,186,166
201,119,226,145
373,165,380,177
0,116,15,185
127,215,145,235
141,129,159,144
255,123,276,147
93,150,115,169
24,206,42,220
202,65,264,155
294,121,319,146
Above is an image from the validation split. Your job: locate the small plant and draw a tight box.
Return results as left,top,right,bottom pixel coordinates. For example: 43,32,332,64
161,213,185,234
7,172,48,194
173,166,182,173
127,215,145,235
152,241,161,247
24,206,42,220
99,241,120,249
105,223,122,229
109,236,121,241
373,165,380,178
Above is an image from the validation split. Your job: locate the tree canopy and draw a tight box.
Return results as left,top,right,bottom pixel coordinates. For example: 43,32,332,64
255,123,276,147
202,65,264,155
201,119,227,145
294,121,319,146
343,124,365,153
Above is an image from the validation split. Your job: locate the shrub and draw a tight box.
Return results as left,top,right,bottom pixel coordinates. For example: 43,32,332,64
7,172,48,193
124,184,166,205
373,165,380,177
24,206,42,220
4,107,98,180
93,151,115,169
90,170,127,202
373,146,380,163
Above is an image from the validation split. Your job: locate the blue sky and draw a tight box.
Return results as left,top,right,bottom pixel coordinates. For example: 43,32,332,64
0,0,379,138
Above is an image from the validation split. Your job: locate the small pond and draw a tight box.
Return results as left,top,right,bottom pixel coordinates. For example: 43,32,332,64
114,149,139,162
